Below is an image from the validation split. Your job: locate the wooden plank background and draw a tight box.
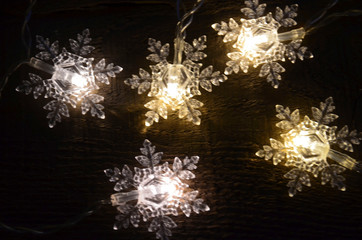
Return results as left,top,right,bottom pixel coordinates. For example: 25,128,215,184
0,0,361,239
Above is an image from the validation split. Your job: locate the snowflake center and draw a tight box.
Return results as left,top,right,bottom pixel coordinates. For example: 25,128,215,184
235,17,280,66
52,52,95,94
285,128,330,162
158,64,192,107
138,175,180,208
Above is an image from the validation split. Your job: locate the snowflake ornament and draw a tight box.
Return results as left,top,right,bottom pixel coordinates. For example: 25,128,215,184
105,139,209,240
16,29,122,128
125,1,226,126
256,97,361,197
212,0,313,88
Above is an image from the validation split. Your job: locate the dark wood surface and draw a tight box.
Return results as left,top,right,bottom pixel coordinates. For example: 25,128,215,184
0,0,361,239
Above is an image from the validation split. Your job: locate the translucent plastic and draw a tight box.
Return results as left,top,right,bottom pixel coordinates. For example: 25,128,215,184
328,149,361,172
212,0,312,88
105,139,209,240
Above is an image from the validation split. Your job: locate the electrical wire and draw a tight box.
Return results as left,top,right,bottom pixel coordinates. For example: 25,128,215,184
22,0,37,59
0,60,29,99
0,0,37,99
0,200,110,234
175,0,205,40
305,0,362,35
306,9,362,35
305,0,339,30
176,0,181,21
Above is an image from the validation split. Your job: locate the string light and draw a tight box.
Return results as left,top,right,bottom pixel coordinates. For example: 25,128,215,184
212,0,313,88
16,29,122,128
256,97,361,197
105,139,209,240
125,0,227,126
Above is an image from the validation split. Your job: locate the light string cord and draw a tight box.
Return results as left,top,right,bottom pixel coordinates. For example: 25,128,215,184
22,0,37,59
305,0,362,35
303,0,362,125
0,0,37,99
176,0,188,21
175,0,205,40
176,0,181,20
0,200,110,234
305,0,339,30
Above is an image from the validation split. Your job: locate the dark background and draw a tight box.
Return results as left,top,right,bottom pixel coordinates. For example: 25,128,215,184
0,0,361,239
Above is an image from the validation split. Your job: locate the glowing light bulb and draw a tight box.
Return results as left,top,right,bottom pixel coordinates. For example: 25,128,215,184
158,64,191,107
70,73,88,88
233,17,280,66
285,129,330,162
166,82,181,99
292,133,311,147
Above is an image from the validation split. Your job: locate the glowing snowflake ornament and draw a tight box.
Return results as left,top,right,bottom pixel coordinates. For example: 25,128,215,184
105,139,209,240
256,97,361,197
16,29,122,127
212,0,313,88
125,0,226,126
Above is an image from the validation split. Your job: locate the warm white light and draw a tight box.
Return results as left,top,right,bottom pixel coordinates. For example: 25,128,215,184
256,97,361,197
241,34,269,51
291,133,311,147
157,64,191,108
125,36,226,126
233,17,281,67
70,73,88,88
212,0,312,88
52,66,89,91
166,82,181,99
137,175,180,208
285,129,330,162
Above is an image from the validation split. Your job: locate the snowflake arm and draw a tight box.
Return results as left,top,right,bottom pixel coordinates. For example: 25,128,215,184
146,38,170,63
334,126,362,152
35,35,59,61
240,0,266,19
211,18,241,43
43,99,70,128
284,168,311,197
69,28,95,56
16,73,45,99
94,59,123,85
311,96,338,126
81,94,105,119
321,164,346,191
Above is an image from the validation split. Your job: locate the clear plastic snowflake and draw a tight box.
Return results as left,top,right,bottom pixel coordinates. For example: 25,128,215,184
256,97,361,197
125,36,227,126
16,29,122,128
212,0,313,88
105,139,209,240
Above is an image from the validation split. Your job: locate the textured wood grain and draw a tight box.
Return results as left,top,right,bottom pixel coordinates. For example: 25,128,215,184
0,0,361,239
